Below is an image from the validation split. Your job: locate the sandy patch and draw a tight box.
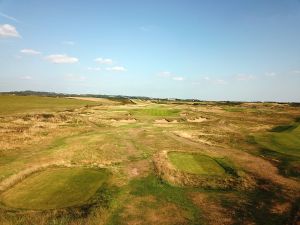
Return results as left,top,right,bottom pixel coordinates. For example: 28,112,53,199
154,119,169,123
173,131,215,146
118,119,137,123
187,117,207,122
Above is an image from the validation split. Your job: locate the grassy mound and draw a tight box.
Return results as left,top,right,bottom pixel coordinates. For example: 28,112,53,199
168,152,225,176
154,151,254,190
0,167,109,210
255,124,300,157
254,123,300,177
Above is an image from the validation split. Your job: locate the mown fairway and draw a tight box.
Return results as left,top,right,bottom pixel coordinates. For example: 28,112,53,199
0,95,299,225
254,122,300,177
0,95,100,115
1,167,109,210
255,123,300,157
168,152,225,175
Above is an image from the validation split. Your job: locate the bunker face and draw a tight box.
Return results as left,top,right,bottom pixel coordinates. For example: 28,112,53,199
168,152,225,176
0,167,109,210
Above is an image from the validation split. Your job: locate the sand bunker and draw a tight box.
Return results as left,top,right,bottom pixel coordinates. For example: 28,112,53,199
118,118,137,123
173,131,215,146
187,117,207,122
109,118,136,122
154,119,179,123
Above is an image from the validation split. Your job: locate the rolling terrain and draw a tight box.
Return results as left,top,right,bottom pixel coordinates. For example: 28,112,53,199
0,95,299,225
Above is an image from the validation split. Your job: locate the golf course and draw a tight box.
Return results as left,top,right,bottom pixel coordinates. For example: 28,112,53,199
0,95,299,225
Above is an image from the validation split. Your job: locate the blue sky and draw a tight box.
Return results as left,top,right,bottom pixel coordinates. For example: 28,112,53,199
0,0,300,101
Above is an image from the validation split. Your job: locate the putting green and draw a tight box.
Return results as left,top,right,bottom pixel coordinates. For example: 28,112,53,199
0,167,109,210
168,152,226,175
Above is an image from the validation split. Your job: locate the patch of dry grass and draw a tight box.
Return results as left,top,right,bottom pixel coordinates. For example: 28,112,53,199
0,96,300,224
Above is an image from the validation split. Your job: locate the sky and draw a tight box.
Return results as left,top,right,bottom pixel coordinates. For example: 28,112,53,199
0,0,300,102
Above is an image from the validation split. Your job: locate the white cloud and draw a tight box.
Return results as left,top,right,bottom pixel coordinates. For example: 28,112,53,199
172,76,185,81
87,67,101,71
158,71,185,81
0,12,19,23
0,24,20,38
65,74,86,81
193,76,227,85
235,74,255,81
20,49,41,55
46,54,78,64
106,66,127,72
158,71,172,77
20,76,32,80
95,57,113,65
265,72,276,77
62,41,75,45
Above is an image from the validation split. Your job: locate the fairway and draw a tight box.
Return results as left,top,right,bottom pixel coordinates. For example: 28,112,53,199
0,95,100,115
0,167,109,210
1,0,300,223
168,152,226,175
254,123,300,157
0,95,299,225
130,107,180,117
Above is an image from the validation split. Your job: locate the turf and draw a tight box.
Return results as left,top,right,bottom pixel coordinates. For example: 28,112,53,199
130,107,180,117
254,124,300,157
0,167,109,210
254,123,300,177
0,96,299,224
168,152,226,175
108,174,204,225
0,95,100,115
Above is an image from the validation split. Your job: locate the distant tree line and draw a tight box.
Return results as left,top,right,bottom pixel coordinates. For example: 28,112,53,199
0,90,299,105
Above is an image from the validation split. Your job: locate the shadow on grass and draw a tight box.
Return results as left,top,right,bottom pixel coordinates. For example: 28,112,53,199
109,174,203,225
220,179,299,225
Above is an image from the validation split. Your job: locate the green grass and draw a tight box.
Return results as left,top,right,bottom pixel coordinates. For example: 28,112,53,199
0,167,110,210
214,157,239,176
254,123,300,158
254,123,300,177
130,107,180,117
0,95,100,115
108,174,203,225
168,152,226,175
270,124,298,132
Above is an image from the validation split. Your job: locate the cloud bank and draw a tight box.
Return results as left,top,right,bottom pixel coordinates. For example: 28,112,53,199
0,24,20,38
46,54,78,64
95,57,113,65
158,71,185,81
106,66,127,72
20,49,41,55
